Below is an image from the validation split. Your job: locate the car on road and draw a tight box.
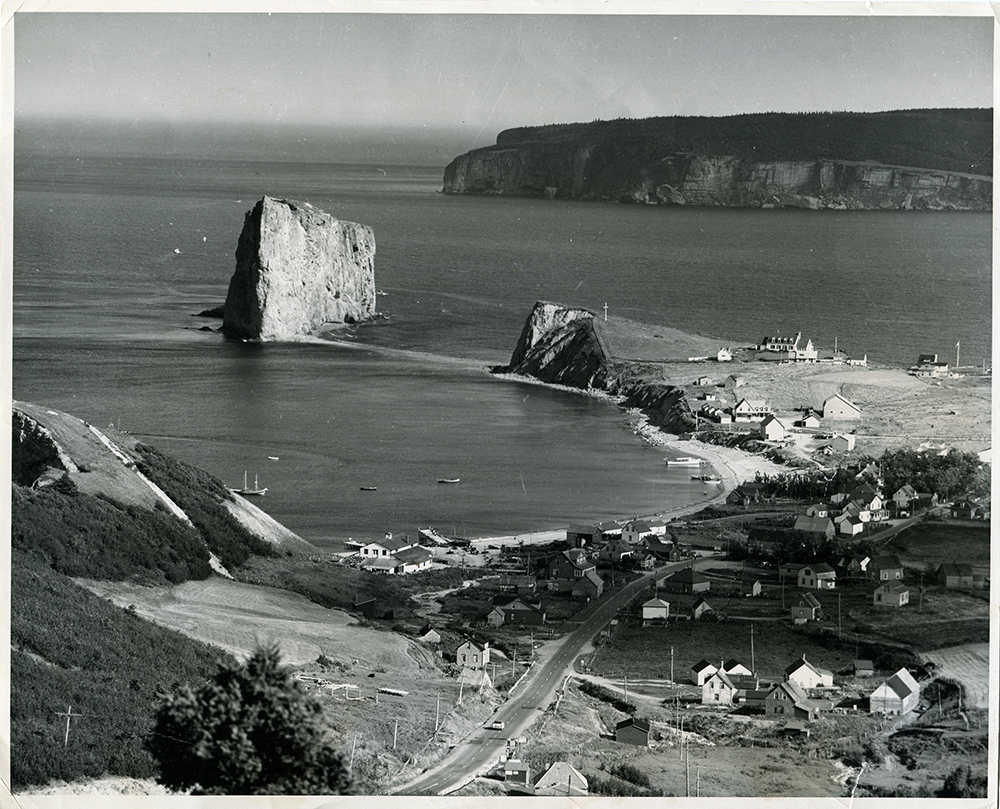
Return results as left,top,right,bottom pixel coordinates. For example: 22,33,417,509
488,720,505,731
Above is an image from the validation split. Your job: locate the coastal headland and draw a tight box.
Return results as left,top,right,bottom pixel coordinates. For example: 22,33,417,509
443,110,993,211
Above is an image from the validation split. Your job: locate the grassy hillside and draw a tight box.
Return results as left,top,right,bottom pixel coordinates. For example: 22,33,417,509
494,109,993,175
11,550,234,790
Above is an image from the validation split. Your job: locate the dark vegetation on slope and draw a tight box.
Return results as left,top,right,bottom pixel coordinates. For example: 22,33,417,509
11,481,213,584
10,549,233,790
134,443,278,569
493,110,993,175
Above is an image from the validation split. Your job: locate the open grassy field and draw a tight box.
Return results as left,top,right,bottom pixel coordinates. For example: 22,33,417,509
888,521,991,571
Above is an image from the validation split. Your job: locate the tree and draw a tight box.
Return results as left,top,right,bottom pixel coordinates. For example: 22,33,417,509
147,645,355,795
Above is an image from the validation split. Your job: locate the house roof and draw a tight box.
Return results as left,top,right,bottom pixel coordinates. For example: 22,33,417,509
624,519,652,533
691,659,718,673
364,535,412,552
769,680,819,710
785,655,833,679
937,562,975,577
824,393,861,412
567,524,601,536
870,555,903,570
797,593,821,609
853,659,874,670
574,569,603,590
878,582,909,595
395,546,433,564
794,515,833,533
885,668,919,698
534,762,588,795
458,638,488,652
642,598,671,609
706,670,736,690
691,596,713,610
361,557,402,571
664,568,708,584
615,717,650,733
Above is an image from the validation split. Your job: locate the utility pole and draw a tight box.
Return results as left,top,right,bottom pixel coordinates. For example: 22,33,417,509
393,718,399,749
670,647,674,686
750,626,755,675
624,675,628,705
435,693,440,732
697,763,701,797
838,592,842,636
55,705,77,746
685,739,690,797
349,732,358,775
603,302,609,322
512,646,517,676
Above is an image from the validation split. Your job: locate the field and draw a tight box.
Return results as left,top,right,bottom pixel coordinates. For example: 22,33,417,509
888,521,991,571
919,643,990,709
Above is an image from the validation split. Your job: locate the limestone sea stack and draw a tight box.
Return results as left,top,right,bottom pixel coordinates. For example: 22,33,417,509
222,196,376,341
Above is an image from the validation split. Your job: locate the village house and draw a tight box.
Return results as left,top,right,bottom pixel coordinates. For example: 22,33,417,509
659,566,711,595
936,563,976,589
727,482,769,506
725,373,746,390
636,551,658,570
641,597,670,623
503,760,530,786
642,535,683,561
837,553,871,579
565,524,604,548
614,717,650,747
456,639,490,670
621,519,656,545
795,411,822,429
418,626,441,644
393,545,434,574
950,498,988,520
834,511,865,537
571,569,605,601
873,582,910,607
891,484,918,513
790,593,822,623
487,598,546,628
742,579,762,597
693,375,714,386
822,393,862,420
548,549,596,584
691,596,714,620
828,433,857,453
359,533,417,558
724,659,754,677
733,398,771,422
597,538,634,565
869,668,920,715
785,656,834,689
798,563,836,590
691,659,719,685
853,659,875,677
764,681,820,721
534,762,588,797
793,514,836,539
359,556,405,575
717,347,733,362
869,555,904,581
909,354,950,378
758,414,789,441
778,562,806,582
597,520,624,537
496,573,538,597
700,404,732,424
805,503,830,517
702,670,737,706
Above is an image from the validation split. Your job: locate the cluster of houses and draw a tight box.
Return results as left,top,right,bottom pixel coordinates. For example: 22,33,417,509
690,655,920,722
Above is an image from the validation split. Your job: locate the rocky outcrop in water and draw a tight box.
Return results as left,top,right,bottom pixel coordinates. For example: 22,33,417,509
495,302,696,434
444,111,992,211
222,196,376,341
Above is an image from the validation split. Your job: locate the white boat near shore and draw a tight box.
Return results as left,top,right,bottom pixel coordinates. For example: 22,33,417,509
666,456,706,467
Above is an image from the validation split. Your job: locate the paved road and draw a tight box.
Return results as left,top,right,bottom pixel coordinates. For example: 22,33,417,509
392,559,692,795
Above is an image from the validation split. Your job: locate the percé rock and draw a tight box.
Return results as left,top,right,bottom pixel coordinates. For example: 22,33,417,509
222,196,376,341
495,302,696,434
444,110,992,211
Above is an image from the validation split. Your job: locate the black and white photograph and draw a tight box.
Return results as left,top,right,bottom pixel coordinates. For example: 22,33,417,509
4,3,996,804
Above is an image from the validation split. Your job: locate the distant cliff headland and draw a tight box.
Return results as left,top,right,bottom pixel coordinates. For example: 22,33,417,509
443,109,992,210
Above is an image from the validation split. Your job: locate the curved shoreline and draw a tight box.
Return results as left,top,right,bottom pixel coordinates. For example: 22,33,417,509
466,376,788,548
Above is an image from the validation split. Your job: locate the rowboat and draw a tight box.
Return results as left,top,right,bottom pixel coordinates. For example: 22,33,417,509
437,478,461,484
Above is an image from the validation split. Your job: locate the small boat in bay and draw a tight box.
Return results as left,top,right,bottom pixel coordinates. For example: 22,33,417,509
234,471,267,496
437,478,461,484
691,474,722,482
360,486,378,491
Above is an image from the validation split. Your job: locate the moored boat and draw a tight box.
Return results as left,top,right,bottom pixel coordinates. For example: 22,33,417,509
437,478,461,484
234,471,267,496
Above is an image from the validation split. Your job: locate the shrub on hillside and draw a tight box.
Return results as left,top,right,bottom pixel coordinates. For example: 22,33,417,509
148,645,356,795
11,484,212,582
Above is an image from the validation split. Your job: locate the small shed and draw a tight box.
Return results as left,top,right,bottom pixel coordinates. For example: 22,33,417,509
641,597,671,622
614,716,650,747
691,659,719,686
873,582,909,607
852,659,875,677
691,596,714,620
504,759,530,785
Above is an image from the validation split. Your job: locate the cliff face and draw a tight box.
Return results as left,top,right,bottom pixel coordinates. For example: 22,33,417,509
444,148,991,211
222,197,376,341
444,110,992,211
496,302,696,433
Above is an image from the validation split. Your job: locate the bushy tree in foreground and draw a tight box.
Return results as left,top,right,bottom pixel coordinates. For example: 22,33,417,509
147,645,355,795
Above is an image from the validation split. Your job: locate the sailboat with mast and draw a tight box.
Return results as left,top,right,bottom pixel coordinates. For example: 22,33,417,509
234,470,267,496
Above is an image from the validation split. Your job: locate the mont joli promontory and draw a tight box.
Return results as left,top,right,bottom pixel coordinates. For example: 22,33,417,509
222,196,376,341
443,109,992,210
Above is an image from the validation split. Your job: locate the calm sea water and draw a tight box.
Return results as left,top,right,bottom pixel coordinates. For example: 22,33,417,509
12,154,991,546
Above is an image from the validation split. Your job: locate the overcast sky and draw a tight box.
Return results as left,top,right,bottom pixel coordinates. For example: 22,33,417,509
14,10,993,150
